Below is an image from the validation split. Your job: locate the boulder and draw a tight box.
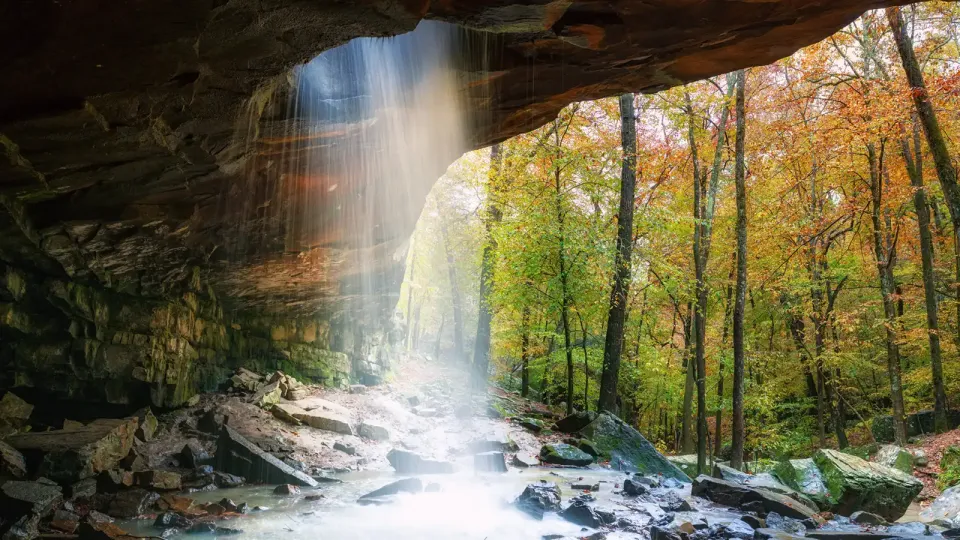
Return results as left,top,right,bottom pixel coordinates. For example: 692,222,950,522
0,393,33,436
358,421,390,441
179,442,209,469
875,445,913,474
134,470,181,491
691,476,818,520
5,417,138,483
656,489,692,512
813,448,922,521
273,484,300,495
539,443,594,467
386,449,454,474
214,472,246,488
554,411,597,433
920,485,960,525
0,441,27,478
215,425,318,487
358,478,423,502
515,482,561,519
133,408,157,442
105,488,160,518
560,499,602,528
623,478,648,496
474,451,507,473
578,413,688,481
0,480,63,521
773,458,831,508
249,381,283,410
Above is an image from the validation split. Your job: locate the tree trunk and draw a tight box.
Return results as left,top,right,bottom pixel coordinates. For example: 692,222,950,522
598,93,638,413
521,306,531,397
555,150,575,416
887,8,960,231
901,129,950,432
716,273,733,458
473,144,504,387
681,305,696,454
441,222,465,362
731,69,747,470
867,142,908,446
695,77,736,475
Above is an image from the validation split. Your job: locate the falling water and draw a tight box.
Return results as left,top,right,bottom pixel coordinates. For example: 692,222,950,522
290,20,470,313
219,20,486,367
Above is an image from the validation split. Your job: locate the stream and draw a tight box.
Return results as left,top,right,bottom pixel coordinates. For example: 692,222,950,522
118,468,743,539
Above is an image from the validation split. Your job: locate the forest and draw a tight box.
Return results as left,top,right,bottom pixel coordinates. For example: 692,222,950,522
401,4,960,468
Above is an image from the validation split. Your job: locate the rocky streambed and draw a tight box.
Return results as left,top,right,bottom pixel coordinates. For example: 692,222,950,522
1,356,960,539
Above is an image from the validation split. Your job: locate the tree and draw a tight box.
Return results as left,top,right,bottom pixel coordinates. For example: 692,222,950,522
473,144,504,387
886,6,952,432
730,69,747,470
598,93,638,413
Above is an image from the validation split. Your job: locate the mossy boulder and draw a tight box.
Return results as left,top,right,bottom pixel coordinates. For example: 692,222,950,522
539,443,594,467
578,412,689,482
875,445,914,475
813,448,922,521
773,458,831,509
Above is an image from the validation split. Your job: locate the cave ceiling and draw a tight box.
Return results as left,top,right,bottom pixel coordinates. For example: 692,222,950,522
0,0,920,317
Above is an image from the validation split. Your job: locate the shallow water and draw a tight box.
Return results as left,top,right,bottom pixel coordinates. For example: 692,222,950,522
120,468,646,539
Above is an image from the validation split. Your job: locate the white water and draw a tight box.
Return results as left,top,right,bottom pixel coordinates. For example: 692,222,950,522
121,469,636,539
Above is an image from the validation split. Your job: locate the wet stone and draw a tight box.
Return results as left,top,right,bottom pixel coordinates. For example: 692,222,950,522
515,482,562,520
153,512,192,529
622,478,648,496
560,499,602,528
655,490,692,512
273,484,300,495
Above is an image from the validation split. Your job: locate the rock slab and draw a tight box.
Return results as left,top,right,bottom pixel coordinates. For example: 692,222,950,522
5,417,138,482
215,425,318,487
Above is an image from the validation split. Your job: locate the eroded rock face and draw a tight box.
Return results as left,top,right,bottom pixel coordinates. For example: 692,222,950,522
0,0,917,404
